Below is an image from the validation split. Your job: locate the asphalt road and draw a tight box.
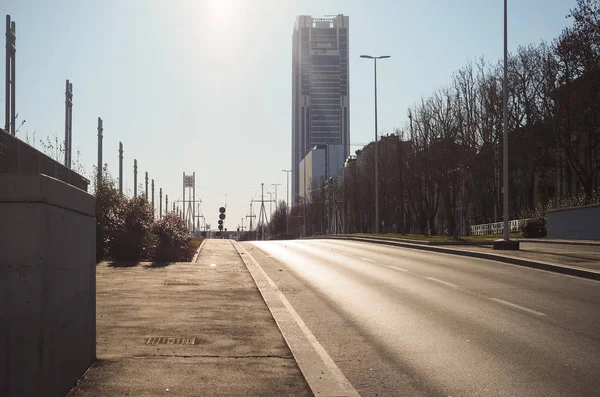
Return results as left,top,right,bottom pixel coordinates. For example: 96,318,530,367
243,239,600,397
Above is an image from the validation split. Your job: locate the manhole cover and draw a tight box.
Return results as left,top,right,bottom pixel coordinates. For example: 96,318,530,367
146,337,197,345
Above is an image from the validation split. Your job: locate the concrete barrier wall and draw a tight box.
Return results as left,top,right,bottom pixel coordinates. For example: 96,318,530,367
0,174,96,397
547,203,600,240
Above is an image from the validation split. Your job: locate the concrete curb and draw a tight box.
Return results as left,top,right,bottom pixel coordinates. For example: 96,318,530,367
516,238,600,247
191,238,207,263
325,234,494,246
322,235,600,281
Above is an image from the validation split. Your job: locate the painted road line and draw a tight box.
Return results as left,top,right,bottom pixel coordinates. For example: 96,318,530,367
425,277,460,289
489,297,546,317
233,241,360,397
386,265,409,272
360,257,375,263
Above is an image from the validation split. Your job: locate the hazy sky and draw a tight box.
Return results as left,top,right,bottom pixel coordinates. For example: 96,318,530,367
4,0,575,231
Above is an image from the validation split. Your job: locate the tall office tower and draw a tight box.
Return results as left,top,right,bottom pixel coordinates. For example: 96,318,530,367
291,14,349,203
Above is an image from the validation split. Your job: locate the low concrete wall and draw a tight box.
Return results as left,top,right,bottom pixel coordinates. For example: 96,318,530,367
547,203,600,240
0,174,96,397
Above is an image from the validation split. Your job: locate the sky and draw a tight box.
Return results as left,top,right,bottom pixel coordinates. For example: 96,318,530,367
3,0,576,231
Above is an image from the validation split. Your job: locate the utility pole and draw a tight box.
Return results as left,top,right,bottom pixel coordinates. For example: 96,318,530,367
182,172,185,222
118,142,123,195
97,117,103,188
159,188,162,218
246,203,256,239
64,79,73,168
145,172,149,199
133,159,138,197
165,194,168,215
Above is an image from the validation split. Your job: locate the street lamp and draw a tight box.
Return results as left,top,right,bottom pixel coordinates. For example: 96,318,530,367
494,0,518,250
360,54,391,234
282,169,292,235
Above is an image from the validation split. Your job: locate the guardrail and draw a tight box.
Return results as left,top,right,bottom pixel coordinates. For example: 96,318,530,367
470,219,527,236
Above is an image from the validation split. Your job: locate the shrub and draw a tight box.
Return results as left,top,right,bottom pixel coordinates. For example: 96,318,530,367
151,213,194,261
95,168,127,262
521,218,547,238
110,196,156,261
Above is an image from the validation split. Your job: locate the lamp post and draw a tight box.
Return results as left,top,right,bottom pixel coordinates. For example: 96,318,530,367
282,169,291,235
360,54,390,234
494,0,519,250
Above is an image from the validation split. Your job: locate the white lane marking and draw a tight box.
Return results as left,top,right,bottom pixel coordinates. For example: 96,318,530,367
234,242,359,397
209,264,216,267
360,257,375,263
386,265,409,272
489,297,546,317
425,277,460,289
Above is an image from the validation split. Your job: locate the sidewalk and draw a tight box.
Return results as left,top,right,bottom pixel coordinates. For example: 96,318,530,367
326,235,600,280
68,239,311,396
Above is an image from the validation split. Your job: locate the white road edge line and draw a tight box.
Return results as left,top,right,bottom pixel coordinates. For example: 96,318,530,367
489,297,546,317
360,257,375,262
233,241,360,397
386,265,409,272
425,276,460,289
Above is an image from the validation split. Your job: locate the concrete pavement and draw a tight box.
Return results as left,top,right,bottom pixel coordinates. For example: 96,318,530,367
246,239,600,396
68,239,311,397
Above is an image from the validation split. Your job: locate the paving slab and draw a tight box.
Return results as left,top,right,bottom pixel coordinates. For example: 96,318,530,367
68,239,312,397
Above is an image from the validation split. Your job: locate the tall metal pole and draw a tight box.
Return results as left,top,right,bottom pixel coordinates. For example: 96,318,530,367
118,142,123,195
133,159,138,197
374,58,379,234
9,20,15,135
193,172,196,232
5,15,10,132
165,194,168,215
145,172,148,199
159,188,162,218
68,81,73,166
502,0,509,241
97,117,103,188
182,172,186,223
64,79,70,167
282,169,291,235
151,179,155,217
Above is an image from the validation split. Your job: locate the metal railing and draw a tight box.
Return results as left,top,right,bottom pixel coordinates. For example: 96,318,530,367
470,219,527,236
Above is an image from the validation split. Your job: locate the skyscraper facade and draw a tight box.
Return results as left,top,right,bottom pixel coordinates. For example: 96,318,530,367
291,14,350,203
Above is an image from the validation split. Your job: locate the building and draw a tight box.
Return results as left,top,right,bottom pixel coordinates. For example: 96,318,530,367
291,14,350,203
298,144,345,201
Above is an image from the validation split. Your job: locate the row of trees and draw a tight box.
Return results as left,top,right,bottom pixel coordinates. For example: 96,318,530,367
285,0,600,237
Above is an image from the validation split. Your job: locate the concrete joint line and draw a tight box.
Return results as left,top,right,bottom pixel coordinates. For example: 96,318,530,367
232,241,360,397
192,239,207,263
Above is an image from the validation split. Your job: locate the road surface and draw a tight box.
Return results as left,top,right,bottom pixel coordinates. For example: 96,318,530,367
242,239,600,396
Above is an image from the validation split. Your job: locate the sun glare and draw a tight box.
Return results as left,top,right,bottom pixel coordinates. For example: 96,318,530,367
209,0,239,21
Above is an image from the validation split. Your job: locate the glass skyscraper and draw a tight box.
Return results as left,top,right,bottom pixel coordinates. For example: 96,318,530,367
292,14,350,203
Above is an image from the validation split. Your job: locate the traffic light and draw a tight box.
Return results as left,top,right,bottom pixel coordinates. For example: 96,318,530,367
218,206,226,232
